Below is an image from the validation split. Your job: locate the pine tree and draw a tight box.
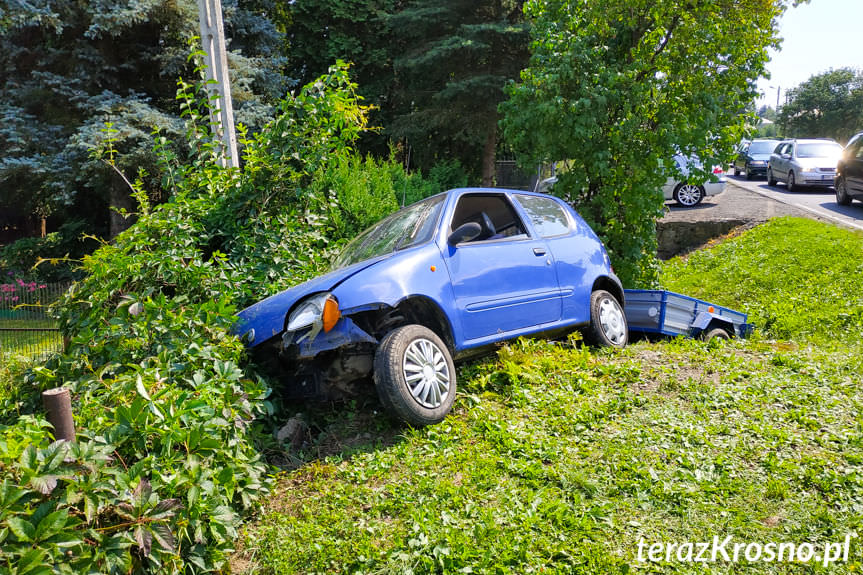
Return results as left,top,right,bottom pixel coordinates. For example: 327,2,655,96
0,0,285,239
389,0,529,184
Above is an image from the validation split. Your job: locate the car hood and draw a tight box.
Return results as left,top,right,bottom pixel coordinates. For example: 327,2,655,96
233,256,387,345
796,157,839,169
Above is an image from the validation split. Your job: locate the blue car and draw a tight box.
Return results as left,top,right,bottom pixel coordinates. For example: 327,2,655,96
235,188,627,425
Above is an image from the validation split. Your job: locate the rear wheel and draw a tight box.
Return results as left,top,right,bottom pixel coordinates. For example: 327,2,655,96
586,290,628,348
703,327,731,341
673,183,705,207
836,178,852,206
374,324,456,426
767,168,777,186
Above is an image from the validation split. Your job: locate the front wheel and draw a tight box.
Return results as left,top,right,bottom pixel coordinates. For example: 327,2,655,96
586,290,628,348
673,183,705,207
767,168,777,186
745,167,753,180
836,179,852,206
788,170,797,192
374,324,456,426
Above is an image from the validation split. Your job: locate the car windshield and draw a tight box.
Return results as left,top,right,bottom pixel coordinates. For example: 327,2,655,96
332,195,445,269
797,142,843,158
748,141,776,154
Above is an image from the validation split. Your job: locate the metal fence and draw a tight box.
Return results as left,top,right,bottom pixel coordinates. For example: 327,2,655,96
0,281,70,360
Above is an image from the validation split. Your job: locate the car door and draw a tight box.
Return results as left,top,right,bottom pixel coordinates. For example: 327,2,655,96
514,193,592,324
441,192,562,342
847,137,863,196
772,143,787,178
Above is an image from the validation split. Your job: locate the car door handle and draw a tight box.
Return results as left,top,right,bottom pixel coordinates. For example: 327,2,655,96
533,247,546,256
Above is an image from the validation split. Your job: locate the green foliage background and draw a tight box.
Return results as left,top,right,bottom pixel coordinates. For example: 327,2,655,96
778,68,863,144
0,64,420,574
502,0,787,287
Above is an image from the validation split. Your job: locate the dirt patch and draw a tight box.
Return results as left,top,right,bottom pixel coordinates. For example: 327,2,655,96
657,182,818,258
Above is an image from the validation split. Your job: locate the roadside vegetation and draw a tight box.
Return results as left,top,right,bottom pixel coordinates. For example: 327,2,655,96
235,217,863,574
0,64,431,574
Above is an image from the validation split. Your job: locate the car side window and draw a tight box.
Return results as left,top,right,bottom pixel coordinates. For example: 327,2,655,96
787,144,795,157
515,194,572,238
774,143,786,155
450,194,528,242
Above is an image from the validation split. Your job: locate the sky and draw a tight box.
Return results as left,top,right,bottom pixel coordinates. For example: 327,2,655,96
756,0,862,108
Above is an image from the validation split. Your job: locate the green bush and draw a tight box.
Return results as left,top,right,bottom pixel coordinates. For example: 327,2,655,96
0,221,98,282
0,61,419,573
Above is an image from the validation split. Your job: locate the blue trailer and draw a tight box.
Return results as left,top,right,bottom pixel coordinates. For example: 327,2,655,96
624,289,753,340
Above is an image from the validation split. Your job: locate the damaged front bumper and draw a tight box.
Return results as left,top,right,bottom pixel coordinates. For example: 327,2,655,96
283,316,378,359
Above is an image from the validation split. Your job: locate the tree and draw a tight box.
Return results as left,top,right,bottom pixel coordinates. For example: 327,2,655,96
0,0,285,239
280,0,396,156
778,68,863,144
501,0,788,287
390,0,529,185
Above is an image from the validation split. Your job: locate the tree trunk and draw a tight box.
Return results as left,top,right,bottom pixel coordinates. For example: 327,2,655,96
481,123,497,187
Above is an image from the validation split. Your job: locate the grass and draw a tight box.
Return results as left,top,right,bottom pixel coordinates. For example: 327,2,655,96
235,217,863,574
0,318,62,361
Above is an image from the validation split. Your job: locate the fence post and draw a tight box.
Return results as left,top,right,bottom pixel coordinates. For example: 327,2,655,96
42,387,76,442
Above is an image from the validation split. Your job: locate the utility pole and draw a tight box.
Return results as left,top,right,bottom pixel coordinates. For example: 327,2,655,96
197,0,239,168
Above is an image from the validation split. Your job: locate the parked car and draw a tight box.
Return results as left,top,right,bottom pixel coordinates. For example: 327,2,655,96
662,154,727,207
234,188,627,425
733,139,778,179
767,139,844,190
835,132,863,206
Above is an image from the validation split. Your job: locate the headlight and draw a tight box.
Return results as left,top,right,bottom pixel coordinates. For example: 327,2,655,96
287,293,341,334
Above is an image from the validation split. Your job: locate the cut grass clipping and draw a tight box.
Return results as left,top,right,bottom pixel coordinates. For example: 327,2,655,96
237,217,863,574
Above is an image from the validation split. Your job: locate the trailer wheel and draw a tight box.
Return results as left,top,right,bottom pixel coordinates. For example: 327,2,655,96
703,327,731,341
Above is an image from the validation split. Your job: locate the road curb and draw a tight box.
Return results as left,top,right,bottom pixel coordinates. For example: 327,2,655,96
727,180,863,232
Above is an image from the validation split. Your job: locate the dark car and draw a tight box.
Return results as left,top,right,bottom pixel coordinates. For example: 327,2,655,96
733,139,778,179
836,132,863,206
235,188,627,426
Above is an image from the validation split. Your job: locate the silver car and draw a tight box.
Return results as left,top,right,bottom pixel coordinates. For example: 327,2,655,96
767,139,844,190
662,154,727,207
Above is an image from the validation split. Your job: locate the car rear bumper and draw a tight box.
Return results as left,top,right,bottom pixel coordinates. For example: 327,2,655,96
704,181,726,197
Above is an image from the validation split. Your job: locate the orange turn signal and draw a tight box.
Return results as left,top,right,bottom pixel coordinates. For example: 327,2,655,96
322,296,341,332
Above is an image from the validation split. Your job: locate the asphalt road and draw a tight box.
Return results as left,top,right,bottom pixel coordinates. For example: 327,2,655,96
726,172,863,232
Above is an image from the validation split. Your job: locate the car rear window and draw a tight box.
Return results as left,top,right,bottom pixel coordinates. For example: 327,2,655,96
515,194,571,238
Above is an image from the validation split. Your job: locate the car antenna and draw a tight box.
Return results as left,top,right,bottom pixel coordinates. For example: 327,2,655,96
401,144,412,208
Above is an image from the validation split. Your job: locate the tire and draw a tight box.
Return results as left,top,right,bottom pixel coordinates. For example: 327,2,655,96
745,167,753,180
703,327,731,341
767,168,777,186
733,167,740,176
836,178,852,206
788,170,797,192
373,324,456,426
586,290,628,348
672,183,705,207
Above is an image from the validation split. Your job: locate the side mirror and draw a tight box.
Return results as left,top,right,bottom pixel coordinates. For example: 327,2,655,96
448,222,482,246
